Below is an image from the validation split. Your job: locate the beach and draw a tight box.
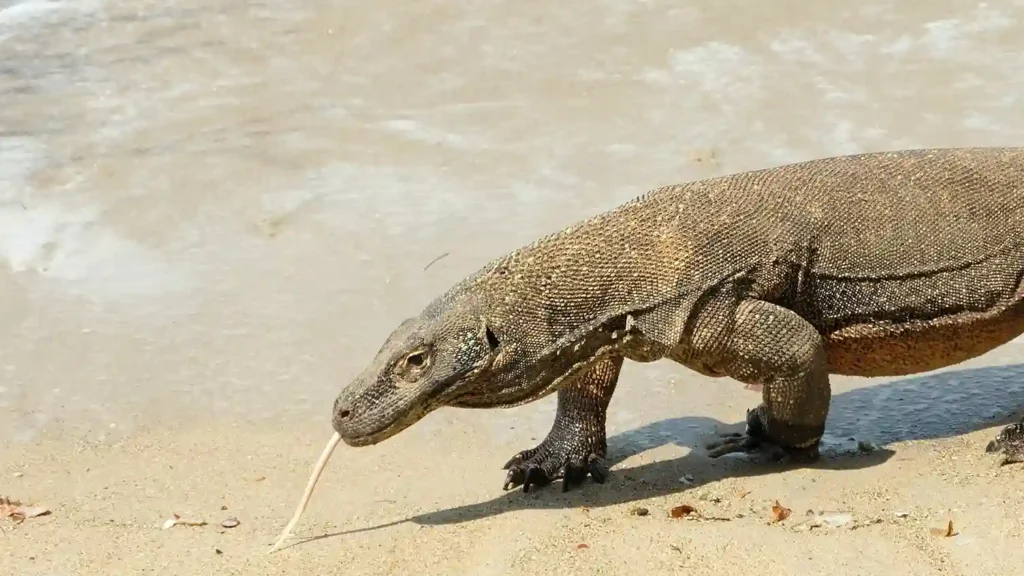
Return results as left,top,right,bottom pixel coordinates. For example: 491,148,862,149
3,0,1024,574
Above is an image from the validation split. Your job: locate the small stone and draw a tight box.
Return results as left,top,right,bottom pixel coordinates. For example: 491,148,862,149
12,472,23,478
857,440,876,453
214,548,223,555
895,511,910,518
220,517,240,528
221,505,228,511
678,474,694,485
630,507,649,517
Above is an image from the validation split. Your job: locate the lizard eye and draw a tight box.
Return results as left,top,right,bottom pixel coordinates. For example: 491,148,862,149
395,349,431,384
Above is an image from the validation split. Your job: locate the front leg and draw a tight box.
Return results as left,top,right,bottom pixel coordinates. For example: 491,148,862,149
502,355,623,493
700,300,830,462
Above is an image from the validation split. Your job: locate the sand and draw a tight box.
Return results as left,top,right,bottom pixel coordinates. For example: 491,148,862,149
5,351,1024,576
4,0,1024,574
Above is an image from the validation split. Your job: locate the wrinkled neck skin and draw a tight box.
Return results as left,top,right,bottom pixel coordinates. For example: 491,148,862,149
446,297,635,410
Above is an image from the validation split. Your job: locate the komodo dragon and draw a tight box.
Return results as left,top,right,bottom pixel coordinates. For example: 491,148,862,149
332,147,1024,493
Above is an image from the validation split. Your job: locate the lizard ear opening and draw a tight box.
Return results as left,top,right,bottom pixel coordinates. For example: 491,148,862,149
484,324,501,351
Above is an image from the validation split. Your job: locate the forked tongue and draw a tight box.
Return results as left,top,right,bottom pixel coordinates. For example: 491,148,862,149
267,431,342,553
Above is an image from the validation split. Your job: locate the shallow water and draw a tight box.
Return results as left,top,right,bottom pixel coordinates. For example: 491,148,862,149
2,0,1024,445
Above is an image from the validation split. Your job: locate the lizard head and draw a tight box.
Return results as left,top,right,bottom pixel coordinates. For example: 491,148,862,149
331,289,509,447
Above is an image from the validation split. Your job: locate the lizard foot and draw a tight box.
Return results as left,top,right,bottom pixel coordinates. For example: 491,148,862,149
705,407,820,463
986,420,1024,465
501,432,608,493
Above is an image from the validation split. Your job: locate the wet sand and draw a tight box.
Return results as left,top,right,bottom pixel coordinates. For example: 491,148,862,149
3,0,1024,574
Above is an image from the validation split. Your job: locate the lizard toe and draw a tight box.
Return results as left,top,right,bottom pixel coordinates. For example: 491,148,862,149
705,432,762,458
560,454,608,492
502,447,539,471
522,466,553,493
706,406,823,462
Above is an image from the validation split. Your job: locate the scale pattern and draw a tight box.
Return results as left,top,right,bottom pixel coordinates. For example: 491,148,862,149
332,147,1024,491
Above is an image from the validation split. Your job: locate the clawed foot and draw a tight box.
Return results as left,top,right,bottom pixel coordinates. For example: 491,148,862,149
705,408,821,463
706,430,781,459
986,421,1024,465
502,433,608,493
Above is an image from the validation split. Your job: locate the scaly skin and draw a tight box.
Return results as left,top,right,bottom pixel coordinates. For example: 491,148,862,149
331,147,1024,492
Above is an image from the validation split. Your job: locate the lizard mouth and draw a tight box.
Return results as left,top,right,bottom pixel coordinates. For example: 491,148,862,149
332,385,447,447
448,378,552,409
334,407,432,447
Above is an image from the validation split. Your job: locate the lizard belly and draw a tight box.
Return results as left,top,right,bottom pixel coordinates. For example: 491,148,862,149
823,296,1024,377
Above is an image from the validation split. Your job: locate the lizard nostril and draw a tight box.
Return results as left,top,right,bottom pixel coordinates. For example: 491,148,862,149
339,409,351,419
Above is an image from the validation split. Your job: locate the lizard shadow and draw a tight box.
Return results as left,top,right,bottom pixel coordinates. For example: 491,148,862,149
294,361,1024,546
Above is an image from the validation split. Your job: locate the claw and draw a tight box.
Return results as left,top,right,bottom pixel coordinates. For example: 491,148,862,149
502,447,609,493
588,457,607,484
565,455,600,492
522,467,551,493
503,467,526,491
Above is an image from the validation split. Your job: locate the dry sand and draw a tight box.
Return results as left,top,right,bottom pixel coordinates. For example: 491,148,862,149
5,349,1024,576
4,0,1024,574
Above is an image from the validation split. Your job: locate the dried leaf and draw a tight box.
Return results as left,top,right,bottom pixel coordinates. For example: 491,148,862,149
670,504,697,519
0,497,22,517
770,500,792,523
162,513,207,529
1,497,51,523
930,520,955,537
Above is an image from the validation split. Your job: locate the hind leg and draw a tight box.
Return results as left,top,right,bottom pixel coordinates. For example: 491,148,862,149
987,418,1024,465
986,299,1024,465
689,300,831,462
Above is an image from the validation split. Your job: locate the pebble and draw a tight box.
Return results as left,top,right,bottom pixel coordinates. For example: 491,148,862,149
630,507,649,517
678,474,694,485
220,518,240,528
13,472,23,478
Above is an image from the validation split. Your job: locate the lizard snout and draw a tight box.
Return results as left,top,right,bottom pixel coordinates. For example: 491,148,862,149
331,395,354,434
